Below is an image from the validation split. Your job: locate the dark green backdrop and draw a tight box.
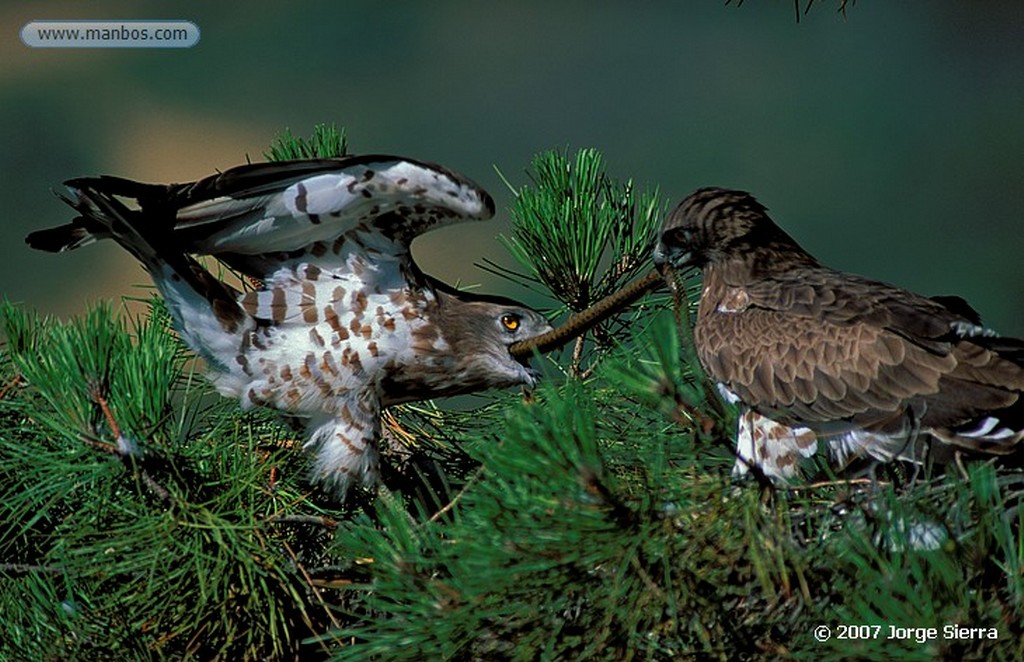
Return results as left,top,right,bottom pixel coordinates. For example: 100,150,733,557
4,2,1022,333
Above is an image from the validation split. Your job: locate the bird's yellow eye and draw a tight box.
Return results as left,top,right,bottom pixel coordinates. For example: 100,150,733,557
501,314,520,332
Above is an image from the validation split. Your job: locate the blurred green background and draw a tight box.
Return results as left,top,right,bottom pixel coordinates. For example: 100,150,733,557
3,1,1022,333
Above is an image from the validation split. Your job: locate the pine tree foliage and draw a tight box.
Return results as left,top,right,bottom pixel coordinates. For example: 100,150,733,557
264,123,349,162
494,148,668,376
0,300,339,659
2,126,1022,660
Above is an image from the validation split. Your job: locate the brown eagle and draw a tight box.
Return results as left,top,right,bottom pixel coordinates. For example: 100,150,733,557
653,187,1024,481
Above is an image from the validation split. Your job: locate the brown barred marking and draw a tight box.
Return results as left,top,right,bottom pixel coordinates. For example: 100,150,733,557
309,327,325,347
299,353,314,381
241,291,259,316
212,299,243,333
310,242,327,258
337,433,365,455
314,373,333,399
352,290,368,315
271,288,287,322
300,282,317,314
339,403,355,426
251,332,267,351
343,348,364,374
321,351,340,377
280,364,293,381
324,306,344,333
367,342,379,357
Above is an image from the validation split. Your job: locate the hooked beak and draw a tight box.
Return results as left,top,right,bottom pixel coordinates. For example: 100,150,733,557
652,240,693,270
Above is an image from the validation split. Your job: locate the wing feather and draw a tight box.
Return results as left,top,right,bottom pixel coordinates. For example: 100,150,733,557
30,155,494,275
699,265,1024,450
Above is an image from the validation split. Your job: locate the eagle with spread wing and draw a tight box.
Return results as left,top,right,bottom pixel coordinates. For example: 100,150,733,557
27,155,551,500
653,187,1024,481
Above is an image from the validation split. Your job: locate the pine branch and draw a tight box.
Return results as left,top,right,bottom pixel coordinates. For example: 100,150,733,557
497,148,668,376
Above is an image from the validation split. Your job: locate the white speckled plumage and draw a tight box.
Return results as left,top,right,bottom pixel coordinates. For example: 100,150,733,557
29,155,551,500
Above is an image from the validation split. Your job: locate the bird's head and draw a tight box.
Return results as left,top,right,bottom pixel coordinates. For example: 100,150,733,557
438,295,553,390
653,187,810,272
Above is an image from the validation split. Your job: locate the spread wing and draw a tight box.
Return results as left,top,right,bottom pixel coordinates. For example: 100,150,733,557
699,267,1024,449
28,154,495,278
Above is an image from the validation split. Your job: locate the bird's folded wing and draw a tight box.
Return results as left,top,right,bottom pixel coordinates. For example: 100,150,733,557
699,306,953,428
705,271,1024,443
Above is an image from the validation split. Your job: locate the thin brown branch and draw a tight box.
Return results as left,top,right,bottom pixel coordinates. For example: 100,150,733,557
90,385,122,439
88,388,177,506
570,335,585,377
267,514,339,529
282,540,342,629
509,268,664,359
428,465,486,524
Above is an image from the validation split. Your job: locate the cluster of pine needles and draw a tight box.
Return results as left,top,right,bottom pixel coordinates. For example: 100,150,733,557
1,126,1020,660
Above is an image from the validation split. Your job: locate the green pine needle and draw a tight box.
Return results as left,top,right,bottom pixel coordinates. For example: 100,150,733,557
264,123,348,161
499,148,665,312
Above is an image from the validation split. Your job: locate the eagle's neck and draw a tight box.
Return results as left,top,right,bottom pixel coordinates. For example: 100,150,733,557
706,239,819,283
